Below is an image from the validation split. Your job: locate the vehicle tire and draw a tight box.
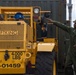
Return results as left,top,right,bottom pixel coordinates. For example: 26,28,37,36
35,51,56,75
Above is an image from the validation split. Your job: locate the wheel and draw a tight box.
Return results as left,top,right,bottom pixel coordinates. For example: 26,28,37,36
35,51,56,75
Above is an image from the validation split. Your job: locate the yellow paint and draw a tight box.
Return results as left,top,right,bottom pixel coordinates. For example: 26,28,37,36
53,60,56,75
0,52,25,74
37,42,55,52
0,6,57,74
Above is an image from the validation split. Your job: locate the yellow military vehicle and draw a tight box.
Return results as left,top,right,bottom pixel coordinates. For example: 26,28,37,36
0,6,58,75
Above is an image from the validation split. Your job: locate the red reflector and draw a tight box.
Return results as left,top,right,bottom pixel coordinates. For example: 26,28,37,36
33,15,38,19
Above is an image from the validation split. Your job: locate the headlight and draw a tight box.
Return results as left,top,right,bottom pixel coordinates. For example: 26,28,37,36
34,8,40,14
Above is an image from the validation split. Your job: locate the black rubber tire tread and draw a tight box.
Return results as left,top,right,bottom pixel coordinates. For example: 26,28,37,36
35,51,55,75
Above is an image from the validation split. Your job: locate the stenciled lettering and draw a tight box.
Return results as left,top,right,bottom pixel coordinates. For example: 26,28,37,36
0,31,18,35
